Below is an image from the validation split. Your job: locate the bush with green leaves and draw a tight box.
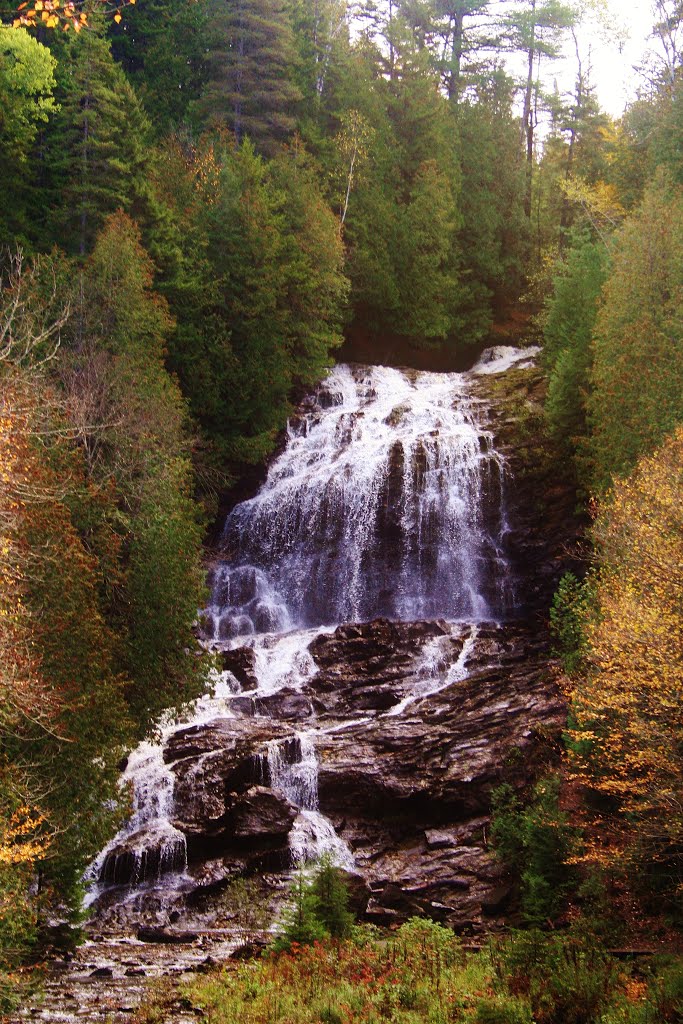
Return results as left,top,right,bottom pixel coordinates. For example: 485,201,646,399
493,930,618,1024
491,775,578,925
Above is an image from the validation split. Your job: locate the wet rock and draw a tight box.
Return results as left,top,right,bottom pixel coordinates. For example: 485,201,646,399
228,786,298,841
99,822,187,886
220,648,258,690
254,688,317,719
89,966,113,977
137,927,199,944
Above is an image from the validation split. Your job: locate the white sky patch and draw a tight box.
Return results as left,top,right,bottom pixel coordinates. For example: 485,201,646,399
558,1,658,117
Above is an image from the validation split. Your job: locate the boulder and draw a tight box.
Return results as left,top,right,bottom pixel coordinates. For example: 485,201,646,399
220,648,258,690
228,787,298,841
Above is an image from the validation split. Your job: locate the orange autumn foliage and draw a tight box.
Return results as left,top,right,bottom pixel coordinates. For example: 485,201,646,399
569,427,683,882
10,0,135,34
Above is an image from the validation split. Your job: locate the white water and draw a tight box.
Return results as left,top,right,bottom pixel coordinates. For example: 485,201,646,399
384,624,479,718
89,348,534,899
204,358,519,636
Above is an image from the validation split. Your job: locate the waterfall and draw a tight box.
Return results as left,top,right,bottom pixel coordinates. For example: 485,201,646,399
257,733,355,870
87,741,188,897
88,349,536,915
204,363,515,638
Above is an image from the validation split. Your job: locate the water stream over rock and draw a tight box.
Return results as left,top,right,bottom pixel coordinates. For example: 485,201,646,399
14,345,572,1023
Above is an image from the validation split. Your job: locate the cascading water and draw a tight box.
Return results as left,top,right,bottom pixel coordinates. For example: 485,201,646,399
203,362,515,639
87,348,537,918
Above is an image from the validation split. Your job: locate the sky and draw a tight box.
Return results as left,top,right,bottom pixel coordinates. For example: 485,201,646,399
553,0,662,118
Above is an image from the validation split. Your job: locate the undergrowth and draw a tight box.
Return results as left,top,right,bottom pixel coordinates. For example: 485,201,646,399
133,919,683,1024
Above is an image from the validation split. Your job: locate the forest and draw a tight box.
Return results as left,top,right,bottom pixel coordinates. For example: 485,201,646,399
0,0,682,1017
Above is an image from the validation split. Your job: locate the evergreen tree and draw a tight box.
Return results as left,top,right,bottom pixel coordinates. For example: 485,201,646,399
44,30,151,255
108,0,210,133
587,169,683,491
543,233,608,462
268,144,348,384
274,868,329,949
63,212,209,729
502,0,575,221
196,0,302,155
311,854,354,938
456,71,527,315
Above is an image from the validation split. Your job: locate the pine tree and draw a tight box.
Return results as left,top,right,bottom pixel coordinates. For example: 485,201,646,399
196,0,302,155
273,868,329,949
311,854,354,938
44,29,151,255
587,169,683,490
108,0,210,133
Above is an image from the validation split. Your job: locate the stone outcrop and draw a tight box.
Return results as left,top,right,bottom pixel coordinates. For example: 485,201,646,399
90,356,576,938
93,617,565,934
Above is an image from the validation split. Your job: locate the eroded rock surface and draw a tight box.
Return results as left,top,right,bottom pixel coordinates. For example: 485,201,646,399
88,355,575,939
91,617,564,935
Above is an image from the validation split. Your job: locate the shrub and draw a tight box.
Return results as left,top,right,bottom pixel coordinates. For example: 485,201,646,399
495,930,618,1024
491,776,578,925
475,995,534,1024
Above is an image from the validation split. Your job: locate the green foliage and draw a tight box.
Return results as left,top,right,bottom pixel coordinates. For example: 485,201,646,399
162,921,683,1024
108,0,210,133
0,27,56,158
587,169,683,491
475,996,533,1024
273,867,330,950
542,234,608,464
492,930,619,1024
195,0,301,154
124,457,207,725
43,30,151,254
648,957,683,1022
217,876,271,942
0,27,57,241
549,572,594,676
310,854,354,940
491,776,578,925
275,857,355,949
62,211,210,731
457,76,528,313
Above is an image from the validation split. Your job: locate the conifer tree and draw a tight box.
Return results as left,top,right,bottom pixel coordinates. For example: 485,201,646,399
311,854,354,938
197,0,302,155
587,169,683,490
44,30,150,255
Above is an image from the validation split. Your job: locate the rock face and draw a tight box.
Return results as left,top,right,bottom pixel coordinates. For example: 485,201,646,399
88,353,576,938
92,618,565,935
